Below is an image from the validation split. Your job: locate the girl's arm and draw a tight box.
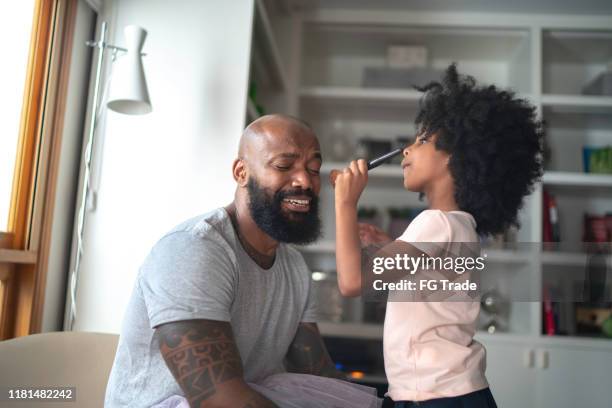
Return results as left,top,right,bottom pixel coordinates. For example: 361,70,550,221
332,159,369,297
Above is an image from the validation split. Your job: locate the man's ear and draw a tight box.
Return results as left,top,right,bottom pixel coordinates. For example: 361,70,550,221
232,158,248,187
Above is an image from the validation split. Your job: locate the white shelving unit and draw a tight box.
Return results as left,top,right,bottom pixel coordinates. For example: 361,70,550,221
294,7,612,337
246,0,300,125
280,5,612,406
543,171,612,189
251,3,612,406
541,94,612,109
252,0,288,90
300,86,423,104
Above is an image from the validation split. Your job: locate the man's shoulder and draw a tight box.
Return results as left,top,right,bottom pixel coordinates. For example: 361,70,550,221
146,208,237,261
165,207,230,237
136,208,239,293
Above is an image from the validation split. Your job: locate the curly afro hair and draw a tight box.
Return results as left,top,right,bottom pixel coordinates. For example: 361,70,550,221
414,63,544,237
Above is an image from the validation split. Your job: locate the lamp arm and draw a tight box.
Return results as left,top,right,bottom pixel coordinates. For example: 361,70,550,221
86,40,147,56
66,21,108,331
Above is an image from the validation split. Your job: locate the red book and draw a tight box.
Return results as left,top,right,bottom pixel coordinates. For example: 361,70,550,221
543,285,556,336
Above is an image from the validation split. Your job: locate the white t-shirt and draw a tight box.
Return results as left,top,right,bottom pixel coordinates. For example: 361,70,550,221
384,209,488,401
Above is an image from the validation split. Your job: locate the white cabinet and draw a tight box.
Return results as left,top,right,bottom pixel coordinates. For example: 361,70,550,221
480,339,536,408
477,336,612,408
535,345,612,408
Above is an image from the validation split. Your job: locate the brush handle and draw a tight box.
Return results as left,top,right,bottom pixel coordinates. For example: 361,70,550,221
330,148,404,187
367,148,403,170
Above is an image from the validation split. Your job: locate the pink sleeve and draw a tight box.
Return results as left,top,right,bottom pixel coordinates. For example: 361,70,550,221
397,210,451,244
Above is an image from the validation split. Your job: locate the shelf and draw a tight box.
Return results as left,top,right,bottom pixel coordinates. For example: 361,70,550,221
319,321,383,340
303,86,536,106
300,86,423,105
300,240,335,253
302,240,534,265
320,321,537,343
542,250,612,268
541,94,612,112
252,0,287,90
543,171,612,189
541,251,589,267
482,248,533,264
474,332,537,345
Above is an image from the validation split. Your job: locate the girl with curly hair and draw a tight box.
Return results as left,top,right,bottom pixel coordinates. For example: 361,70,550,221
332,63,544,407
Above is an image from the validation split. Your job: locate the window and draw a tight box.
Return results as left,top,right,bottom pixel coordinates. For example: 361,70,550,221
0,0,78,339
0,0,37,232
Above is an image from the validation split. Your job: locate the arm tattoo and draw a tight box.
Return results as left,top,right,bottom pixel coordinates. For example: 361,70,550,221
286,322,345,379
156,320,244,407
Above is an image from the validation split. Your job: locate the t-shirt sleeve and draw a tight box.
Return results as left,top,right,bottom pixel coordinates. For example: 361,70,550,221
138,231,236,328
397,210,451,255
301,277,318,323
292,251,318,323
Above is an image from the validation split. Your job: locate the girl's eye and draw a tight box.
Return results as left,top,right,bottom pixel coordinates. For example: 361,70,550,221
275,165,291,171
418,137,428,144
308,168,320,175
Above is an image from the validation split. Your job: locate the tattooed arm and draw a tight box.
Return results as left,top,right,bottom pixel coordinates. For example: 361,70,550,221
285,322,346,379
156,319,277,408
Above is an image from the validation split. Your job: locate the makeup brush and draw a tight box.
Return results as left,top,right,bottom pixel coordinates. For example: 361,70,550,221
367,148,403,170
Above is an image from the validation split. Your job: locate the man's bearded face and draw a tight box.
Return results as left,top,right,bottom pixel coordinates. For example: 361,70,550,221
246,176,321,244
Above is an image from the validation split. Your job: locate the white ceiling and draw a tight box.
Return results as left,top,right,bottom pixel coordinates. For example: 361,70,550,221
302,0,612,15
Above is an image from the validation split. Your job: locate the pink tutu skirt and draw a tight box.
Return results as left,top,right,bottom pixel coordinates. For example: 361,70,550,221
152,373,382,408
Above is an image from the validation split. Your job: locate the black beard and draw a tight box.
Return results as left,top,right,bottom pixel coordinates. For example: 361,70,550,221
246,178,321,244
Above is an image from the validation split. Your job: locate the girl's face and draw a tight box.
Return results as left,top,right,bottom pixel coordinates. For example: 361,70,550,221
401,132,452,192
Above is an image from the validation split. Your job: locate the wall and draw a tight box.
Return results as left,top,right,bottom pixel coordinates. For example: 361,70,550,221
69,0,255,333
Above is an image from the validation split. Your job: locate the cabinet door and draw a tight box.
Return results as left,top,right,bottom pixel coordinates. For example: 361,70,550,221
535,346,612,408
482,341,536,408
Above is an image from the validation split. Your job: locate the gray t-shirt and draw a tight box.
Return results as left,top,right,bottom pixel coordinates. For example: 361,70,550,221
104,208,317,408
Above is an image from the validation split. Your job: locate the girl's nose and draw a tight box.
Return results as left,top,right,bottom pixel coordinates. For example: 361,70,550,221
403,146,410,156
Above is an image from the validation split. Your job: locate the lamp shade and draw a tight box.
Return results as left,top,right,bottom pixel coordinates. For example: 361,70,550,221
107,25,151,114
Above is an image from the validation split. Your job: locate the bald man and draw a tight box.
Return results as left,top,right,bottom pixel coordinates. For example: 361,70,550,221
105,115,341,408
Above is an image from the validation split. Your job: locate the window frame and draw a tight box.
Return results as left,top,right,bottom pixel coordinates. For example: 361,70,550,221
0,0,78,339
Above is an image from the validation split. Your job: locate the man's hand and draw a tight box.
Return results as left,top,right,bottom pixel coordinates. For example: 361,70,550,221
285,322,346,380
156,319,277,408
359,223,392,247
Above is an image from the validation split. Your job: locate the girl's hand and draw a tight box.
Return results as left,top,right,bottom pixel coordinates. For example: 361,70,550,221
358,223,393,247
330,159,368,207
